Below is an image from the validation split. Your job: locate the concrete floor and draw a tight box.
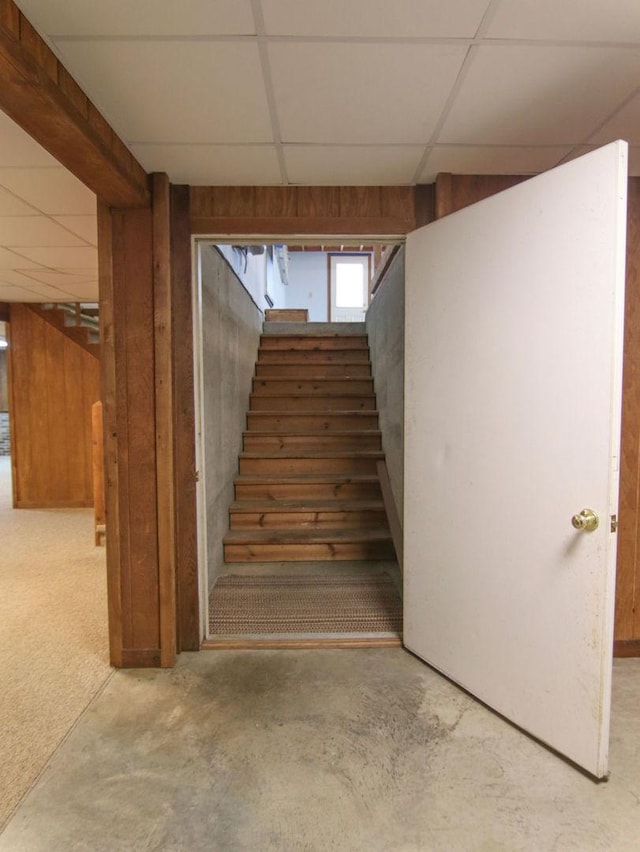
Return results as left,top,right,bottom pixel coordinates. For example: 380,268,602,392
1,650,639,852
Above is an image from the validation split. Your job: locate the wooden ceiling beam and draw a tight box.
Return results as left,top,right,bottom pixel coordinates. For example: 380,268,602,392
0,0,149,208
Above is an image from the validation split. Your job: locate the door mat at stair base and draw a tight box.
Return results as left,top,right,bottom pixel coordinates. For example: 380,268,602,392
209,573,402,636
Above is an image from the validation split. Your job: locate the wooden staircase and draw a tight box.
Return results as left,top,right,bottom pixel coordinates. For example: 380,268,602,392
223,323,396,563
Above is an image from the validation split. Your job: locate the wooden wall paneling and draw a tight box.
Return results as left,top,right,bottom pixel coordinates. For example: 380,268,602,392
8,304,98,507
11,306,44,504
0,349,8,410
297,186,341,219
256,186,298,219
62,336,99,503
189,186,420,236
98,201,124,666
0,0,148,207
413,185,435,229
152,173,177,667
0,302,9,321
44,320,70,502
171,184,200,652
82,353,100,498
435,174,528,220
616,177,640,649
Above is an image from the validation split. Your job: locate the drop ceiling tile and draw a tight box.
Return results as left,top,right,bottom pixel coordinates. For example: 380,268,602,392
486,0,640,42
17,269,96,287
130,144,282,185
0,284,45,302
270,43,467,144
0,186,39,216
51,216,97,245
0,217,88,247
590,91,640,145
262,0,489,37
0,110,59,168
439,45,640,145
14,246,98,269
16,0,254,35
0,247,42,269
18,282,77,299
419,145,572,182
0,169,95,215
0,268,49,287
285,145,424,184
64,282,99,301
56,41,272,144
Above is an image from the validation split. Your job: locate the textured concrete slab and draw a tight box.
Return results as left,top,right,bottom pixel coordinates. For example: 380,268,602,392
1,651,639,851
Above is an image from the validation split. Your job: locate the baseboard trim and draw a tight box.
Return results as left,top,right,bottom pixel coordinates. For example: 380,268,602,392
613,639,640,657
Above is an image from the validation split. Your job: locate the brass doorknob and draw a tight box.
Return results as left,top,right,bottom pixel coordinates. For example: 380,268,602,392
572,509,599,532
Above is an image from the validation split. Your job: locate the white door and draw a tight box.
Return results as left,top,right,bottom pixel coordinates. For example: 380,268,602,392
404,141,627,779
329,254,369,321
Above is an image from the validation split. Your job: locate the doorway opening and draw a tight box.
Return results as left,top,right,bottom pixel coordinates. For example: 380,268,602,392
192,237,404,647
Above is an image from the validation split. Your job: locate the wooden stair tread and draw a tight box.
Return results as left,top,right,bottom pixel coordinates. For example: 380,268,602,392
235,473,380,484
224,528,393,544
243,430,382,437
251,391,374,397
260,334,367,340
230,499,385,512
239,451,384,459
248,410,378,416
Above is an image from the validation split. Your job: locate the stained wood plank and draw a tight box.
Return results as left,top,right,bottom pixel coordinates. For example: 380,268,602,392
152,173,177,668
117,206,159,651
171,184,200,653
189,186,418,236
98,201,123,666
7,305,98,508
617,177,640,644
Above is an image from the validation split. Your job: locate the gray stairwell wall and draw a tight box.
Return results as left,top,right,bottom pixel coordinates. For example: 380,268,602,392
366,248,405,523
201,245,263,588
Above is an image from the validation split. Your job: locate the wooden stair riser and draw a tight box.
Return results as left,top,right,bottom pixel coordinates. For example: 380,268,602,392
224,541,396,562
255,362,372,379
260,335,368,351
243,433,382,452
239,455,382,476
250,394,376,412
258,349,371,364
264,309,308,322
235,480,382,501
246,412,379,432
253,378,374,395
229,508,389,530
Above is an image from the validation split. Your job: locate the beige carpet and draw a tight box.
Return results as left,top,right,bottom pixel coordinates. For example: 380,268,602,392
209,572,403,636
0,456,111,830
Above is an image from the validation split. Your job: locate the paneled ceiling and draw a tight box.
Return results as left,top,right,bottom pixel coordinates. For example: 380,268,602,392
4,0,640,302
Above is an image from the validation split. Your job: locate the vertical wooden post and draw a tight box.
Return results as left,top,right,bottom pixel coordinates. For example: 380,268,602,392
152,173,177,667
171,185,200,652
